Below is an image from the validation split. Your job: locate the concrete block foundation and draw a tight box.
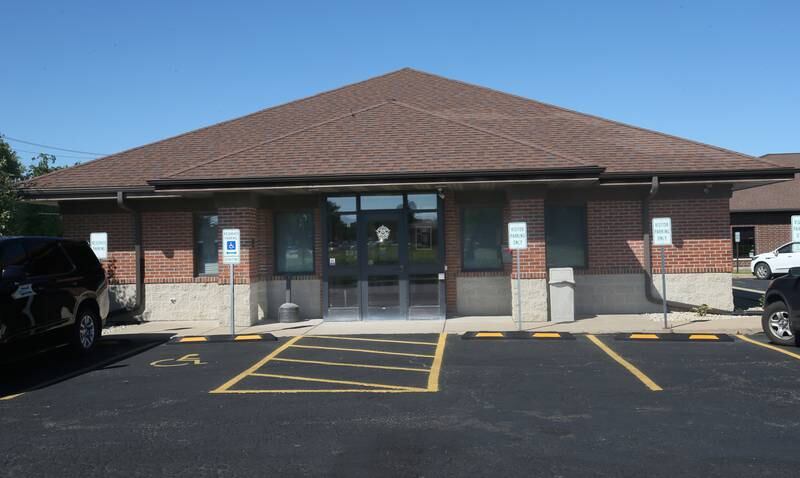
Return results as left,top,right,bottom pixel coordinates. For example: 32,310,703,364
456,276,512,316
510,278,549,324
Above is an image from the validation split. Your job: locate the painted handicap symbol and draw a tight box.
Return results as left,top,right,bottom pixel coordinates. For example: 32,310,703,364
150,353,207,368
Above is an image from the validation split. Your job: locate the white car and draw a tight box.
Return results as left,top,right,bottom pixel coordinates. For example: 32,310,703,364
751,242,800,279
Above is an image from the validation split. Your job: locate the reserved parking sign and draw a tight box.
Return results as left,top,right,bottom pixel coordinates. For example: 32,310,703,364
222,228,241,265
793,215,800,243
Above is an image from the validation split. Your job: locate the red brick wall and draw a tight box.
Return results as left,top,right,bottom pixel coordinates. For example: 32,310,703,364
649,197,731,273
756,223,792,253
508,196,546,279
62,213,136,284
142,211,198,283
585,200,644,274
444,197,460,312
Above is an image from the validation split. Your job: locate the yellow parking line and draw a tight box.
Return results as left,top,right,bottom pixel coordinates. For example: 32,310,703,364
214,388,430,394
272,357,430,373
211,335,302,393
309,335,438,346
427,333,448,391
737,335,800,360
289,344,435,358
586,334,663,392
0,393,23,401
249,372,427,391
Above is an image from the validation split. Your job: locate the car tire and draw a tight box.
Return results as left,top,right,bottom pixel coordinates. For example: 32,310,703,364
754,262,772,280
71,306,101,354
762,301,797,346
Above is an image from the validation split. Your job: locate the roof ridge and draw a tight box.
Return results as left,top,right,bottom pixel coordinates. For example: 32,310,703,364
27,68,414,186
389,100,591,167
403,68,782,170
162,101,392,179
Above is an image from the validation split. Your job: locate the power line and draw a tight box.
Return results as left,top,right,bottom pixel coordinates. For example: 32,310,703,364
1,135,108,156
12,148,95,161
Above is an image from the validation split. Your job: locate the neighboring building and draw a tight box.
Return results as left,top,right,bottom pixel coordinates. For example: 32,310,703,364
730,153,800,263
19,69,795,325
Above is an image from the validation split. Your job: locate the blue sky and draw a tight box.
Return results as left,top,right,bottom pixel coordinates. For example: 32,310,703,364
2,0,798,168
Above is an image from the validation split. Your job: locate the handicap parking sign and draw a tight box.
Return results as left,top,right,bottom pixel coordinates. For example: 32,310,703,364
222,229,241,265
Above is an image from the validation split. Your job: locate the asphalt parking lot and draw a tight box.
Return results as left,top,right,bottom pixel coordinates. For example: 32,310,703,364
3,332,800,477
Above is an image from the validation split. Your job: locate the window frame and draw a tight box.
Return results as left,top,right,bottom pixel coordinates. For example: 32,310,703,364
460,205,504,272
193,212,220,277
544,202,588,269
274,209,316,275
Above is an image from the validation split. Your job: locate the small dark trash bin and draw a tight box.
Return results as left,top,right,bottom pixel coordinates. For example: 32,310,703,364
278,302,300,323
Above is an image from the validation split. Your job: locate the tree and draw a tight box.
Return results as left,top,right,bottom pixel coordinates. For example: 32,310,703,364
0,138,24,235
0,136,65,236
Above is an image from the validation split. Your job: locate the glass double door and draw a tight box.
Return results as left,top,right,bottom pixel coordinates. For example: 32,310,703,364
326,209,443,321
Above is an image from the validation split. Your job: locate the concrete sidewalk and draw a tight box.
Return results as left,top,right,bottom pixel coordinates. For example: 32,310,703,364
103,312,763,338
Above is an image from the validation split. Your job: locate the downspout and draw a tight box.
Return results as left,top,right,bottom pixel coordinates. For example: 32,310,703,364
109,191,145,320
641,176,750,315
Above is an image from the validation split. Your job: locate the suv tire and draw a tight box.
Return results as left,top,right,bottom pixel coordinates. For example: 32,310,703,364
71,306,101,354
762,301,797,346
754,262,772,280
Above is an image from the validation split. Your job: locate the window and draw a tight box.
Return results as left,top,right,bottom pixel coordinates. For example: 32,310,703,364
25,239,74,276
276,211,314,274
777,242,800,254
0,240,27,272
462,207,503,270
731,227,755,258
545,205,587,268
194,214,219,276
361,195,403,210
62,241,101,270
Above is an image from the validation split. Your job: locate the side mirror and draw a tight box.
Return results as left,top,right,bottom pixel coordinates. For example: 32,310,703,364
790,267,800,278
1,265,25,282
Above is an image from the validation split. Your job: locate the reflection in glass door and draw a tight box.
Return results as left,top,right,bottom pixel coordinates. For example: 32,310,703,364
362,211,405,320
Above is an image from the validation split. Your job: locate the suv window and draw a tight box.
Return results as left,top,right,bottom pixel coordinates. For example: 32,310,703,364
61,241,101,271
24,239,74,276
0,240,27,272
777,243,800,254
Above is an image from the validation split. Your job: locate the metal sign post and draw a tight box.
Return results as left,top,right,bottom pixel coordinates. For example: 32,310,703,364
734,231,741,274
508,222,528,331
652,218,673,330
222,228,241,336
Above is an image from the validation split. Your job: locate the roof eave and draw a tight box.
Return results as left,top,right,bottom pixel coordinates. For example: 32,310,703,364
599,168,798,185
147,167,605,191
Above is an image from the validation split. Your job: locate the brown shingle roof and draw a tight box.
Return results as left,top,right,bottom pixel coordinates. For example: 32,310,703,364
730,153,800,212
22,68,785,191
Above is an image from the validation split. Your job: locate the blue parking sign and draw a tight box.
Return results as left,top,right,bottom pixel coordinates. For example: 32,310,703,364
227,241,236,250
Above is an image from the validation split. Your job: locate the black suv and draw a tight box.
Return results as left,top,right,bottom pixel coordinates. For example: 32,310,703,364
0,237,109,356
762,267,800,346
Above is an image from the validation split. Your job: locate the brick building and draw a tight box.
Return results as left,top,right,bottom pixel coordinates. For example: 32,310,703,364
19,69,795,325
730,153,800,265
